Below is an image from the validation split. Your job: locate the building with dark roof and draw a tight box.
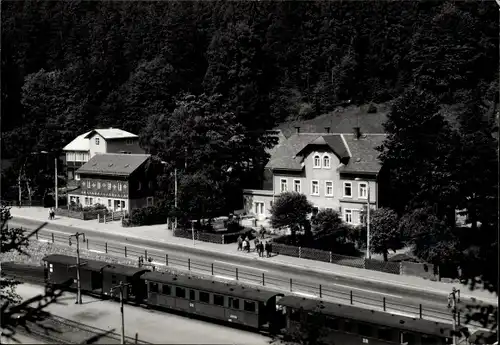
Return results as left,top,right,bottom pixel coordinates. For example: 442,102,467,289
243,124,389,226
67,153,157,213
63,128,144,187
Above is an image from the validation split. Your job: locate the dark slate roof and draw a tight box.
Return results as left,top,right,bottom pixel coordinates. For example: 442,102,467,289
141,271,283,302
42,254,108,272
102,264,150,278
278,296,453,338
278,103,390,138
339,134,386,174
265,133,386,174
77,153,150,177
265,134,319,171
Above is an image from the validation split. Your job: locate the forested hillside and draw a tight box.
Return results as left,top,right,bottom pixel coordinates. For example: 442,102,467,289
2,1,497,158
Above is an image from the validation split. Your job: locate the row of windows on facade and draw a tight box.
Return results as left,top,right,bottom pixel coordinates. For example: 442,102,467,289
254,200,358,224
66,152,90,162
279,179,368,198
78,196,126,209
148,282,257,312
83,180,127,191
94,137,135,146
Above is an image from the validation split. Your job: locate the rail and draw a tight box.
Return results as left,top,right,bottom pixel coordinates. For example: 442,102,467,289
27,229,485,328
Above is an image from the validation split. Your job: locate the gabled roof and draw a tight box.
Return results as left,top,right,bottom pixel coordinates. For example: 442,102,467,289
77,154,150,177
265,133,386,174
63,131,92,151
339,134,386,174
84,128,138,140
278,103,390,138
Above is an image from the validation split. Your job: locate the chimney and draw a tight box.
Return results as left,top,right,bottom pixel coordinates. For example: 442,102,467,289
353,127,361,139
295,126,301,134
325,127,331,134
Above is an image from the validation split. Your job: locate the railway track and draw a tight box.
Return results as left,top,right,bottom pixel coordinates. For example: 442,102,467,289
2,263,150,344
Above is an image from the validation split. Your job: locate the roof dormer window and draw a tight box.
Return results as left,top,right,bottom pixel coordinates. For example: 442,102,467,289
313,154,321,168
323,154,331,169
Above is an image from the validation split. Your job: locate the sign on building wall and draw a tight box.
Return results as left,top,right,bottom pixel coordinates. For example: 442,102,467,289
81,178,128,198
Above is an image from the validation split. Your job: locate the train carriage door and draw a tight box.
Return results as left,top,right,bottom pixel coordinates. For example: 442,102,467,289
399,331,415,345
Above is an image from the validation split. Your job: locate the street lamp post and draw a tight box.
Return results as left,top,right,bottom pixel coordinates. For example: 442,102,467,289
110,281,132,345
69,232,86,304
355,178,371,259
161,161,178,231
447,287,461,345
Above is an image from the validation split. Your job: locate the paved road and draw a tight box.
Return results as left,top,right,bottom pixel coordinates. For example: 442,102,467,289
14,283,272,344
10,217,493,328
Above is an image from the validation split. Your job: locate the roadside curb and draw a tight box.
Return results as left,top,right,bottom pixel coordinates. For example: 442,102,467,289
11,215,499,305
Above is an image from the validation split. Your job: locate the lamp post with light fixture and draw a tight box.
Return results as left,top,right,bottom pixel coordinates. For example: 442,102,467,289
355,178,371,259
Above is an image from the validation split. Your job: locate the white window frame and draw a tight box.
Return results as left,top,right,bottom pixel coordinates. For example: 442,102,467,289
254,201,265,215
311,180,320,196
322,154,331,169
147,197,154,207
95,137,100,145
280,178,288,193
293,179,301,193
325,181,334,197
75,173,80,181
343,182,352,198
358,182,368,199
344,209,353,224
313,154,321,168
108,199,112,207
126,139,133,146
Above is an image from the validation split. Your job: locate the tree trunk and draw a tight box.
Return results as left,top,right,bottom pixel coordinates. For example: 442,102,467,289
26,180,32,206
290,225,297,245
383,251,388,262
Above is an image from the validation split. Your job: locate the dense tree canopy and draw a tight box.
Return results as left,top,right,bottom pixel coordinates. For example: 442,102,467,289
270,192,313,244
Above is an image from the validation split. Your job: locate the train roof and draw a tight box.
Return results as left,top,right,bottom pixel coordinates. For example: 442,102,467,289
102,264,149,277
42,254,108,272
142,271,283,303
277,295,453,338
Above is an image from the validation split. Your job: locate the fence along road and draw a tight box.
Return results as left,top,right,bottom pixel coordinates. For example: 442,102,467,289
28,229,490,329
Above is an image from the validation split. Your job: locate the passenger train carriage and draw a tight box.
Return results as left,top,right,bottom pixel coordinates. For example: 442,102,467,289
42,254,472,345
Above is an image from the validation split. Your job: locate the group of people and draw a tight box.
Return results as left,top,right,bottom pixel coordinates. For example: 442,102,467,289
48,207,55,220
237,235,272,258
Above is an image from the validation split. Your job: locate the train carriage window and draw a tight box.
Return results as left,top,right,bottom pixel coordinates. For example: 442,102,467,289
161,284,171,295
189,290,196,300
229,298,240,310
213,294,224,307
400,331,416,345
358,323,372,337
325,317,339,330
176,287,186,298
421,335,437,345
49,264,53,273
378,327,393,341
199,291,210,303
149,282,159,293
290,309,301,322
243,300,256,313
343,320,353,333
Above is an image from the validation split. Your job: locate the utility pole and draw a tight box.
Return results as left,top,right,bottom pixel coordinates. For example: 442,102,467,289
69,232,86,304
174,168,178,231
110,281,132,345
191,220,195,246
366,184,371,260
55,157,58,209
447,287,461,345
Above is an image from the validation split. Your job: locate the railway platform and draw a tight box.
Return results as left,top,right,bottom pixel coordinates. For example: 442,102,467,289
10,206,498,305
13,282,272,344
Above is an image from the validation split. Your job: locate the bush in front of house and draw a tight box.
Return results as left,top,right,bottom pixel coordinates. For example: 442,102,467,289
128,205,169,226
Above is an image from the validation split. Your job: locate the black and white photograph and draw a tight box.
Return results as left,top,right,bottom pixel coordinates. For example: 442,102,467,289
1,1,498,344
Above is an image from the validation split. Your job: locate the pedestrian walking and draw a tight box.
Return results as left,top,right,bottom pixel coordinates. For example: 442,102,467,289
260,226,266,239
259,242,264,257
237,235,243,251
254,238,260,252
245,239,250,253
265,241,272,257
48,208,52,220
